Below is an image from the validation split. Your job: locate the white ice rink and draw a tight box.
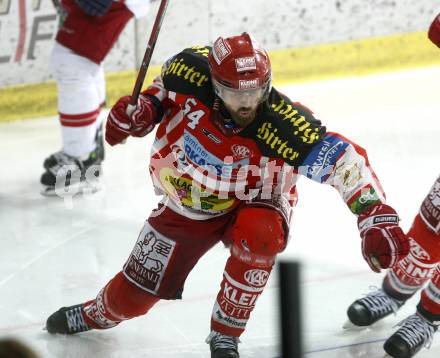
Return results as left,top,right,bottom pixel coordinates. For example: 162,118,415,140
1,66,439,358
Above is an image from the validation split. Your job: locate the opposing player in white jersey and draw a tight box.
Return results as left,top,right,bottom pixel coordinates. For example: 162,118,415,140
41,0,150,195
45,33,409,358
345,16,440,358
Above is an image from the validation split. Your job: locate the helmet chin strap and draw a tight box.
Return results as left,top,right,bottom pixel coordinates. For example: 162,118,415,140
218,100,235,124
211,98,243,136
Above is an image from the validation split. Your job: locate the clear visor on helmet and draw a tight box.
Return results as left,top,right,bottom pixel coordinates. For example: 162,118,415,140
213,79,268,110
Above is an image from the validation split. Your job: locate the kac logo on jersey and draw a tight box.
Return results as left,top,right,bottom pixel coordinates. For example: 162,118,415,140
231,144,251,160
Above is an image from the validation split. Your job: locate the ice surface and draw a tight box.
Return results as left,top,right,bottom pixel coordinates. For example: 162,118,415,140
1,66,439,357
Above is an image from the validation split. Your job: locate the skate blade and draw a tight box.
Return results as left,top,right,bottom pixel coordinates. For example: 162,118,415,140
81,181,102,195
342,320,368,330
40,181,101,197
40,186,57,197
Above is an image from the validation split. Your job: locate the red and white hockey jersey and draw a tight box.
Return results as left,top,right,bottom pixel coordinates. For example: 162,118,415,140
144,46,386,222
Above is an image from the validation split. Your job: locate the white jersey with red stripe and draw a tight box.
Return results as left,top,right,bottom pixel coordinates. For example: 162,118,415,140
143,46,387,222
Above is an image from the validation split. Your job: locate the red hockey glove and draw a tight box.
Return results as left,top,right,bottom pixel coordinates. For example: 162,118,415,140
428,14,440,48
106,95,158,146
358,204,409,273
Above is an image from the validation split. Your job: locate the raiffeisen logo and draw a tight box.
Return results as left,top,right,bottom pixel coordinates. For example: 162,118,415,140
183,131,249,178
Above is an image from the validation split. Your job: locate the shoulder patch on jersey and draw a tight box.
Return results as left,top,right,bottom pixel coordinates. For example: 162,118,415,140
189,45,211,58
301,134,350,182
241,89,326,167
162,46,214,107
254,121,302,162
270,93,322,145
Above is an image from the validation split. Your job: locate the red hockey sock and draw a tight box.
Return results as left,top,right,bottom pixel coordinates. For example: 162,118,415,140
210,206,284,336
210,255,272,337
383,216,440,301
419,266,440,317
83,271,160,329
383,248,437,301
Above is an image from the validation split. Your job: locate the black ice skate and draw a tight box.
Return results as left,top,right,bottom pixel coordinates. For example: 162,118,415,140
345,288,404,327
40,125,104,196
46,304,91,334
384,313,438,358
206,331,240,358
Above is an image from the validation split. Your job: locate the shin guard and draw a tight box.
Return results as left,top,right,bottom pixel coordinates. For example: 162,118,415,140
211,254,272,337
83,271,159,329
383,213,440,301
211,207,285,337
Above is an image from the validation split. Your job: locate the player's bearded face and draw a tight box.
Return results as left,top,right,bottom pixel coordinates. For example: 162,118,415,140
223,95,260,127
214,80,264,127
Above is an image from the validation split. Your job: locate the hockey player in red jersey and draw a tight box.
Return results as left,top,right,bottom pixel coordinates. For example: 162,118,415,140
45,33,409,358
428,13,440,48
41,0,150,195
346,16,440,358
346,177,440,358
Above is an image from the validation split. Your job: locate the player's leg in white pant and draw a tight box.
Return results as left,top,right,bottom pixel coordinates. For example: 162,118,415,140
41,42,105,195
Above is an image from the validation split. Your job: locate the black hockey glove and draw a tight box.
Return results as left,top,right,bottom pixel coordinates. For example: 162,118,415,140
76,0,113,17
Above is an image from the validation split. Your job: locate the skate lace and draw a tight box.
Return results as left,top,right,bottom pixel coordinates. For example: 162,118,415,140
394,313,437,349
49,151,83,174
360,287,402,319
66,306,89,333
206,331,240,351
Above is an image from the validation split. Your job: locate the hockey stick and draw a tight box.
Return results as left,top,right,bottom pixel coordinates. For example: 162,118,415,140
128,0,169,112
